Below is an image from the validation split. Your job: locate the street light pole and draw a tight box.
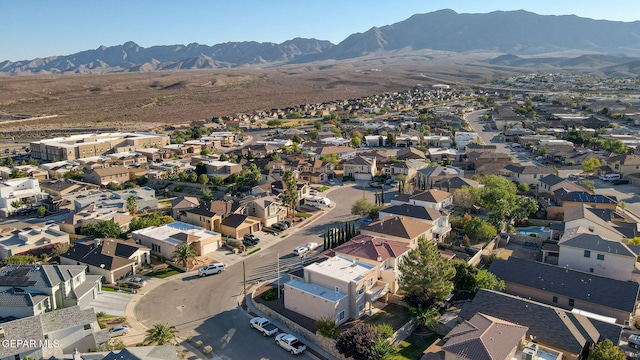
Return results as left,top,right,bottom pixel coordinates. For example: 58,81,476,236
243,261,246,296
277,253,280,299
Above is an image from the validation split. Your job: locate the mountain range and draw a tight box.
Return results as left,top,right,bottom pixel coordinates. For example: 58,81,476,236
3,9,640,75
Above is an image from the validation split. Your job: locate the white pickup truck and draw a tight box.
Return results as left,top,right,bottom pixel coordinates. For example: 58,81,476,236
275,333,306,355
249,317,279,336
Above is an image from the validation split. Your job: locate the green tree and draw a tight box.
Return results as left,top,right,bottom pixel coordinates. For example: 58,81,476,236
197,174,209,185
2,255,38,266
210,176,224,186
281,169,299,218
9,169,28,178
371,338,397,360
144,323,179,345
201,187,213,201
187,172,198,183
126,195,137,216
315,317,340,339
172,243,198,269
464,218,497,241
475,269,506,292
178,171,189,182
37,205,47,217
351,136,361,148
10,200,24,214
81,220,122,238
128,213,175,232
351,198,375,217
63,168,85,180
96,339,126,351
386,132,396,146
587,339,625,360
452,188,478,212
398,238,456,304
579,179,595,191
320,153,341,166
410,304,439,328
582,158,601,173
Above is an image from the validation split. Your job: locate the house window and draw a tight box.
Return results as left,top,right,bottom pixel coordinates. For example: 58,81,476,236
335,286,339,293
584,250,591,258
597,254,605,261
590,268,594,273
552,296,558,303
568,298,575,307
358,304,365,315
358,286,364,296
338,310,345,321
368,278,373,287
84,324,92,330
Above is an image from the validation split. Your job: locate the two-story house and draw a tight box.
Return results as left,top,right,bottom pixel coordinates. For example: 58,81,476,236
379,203,451,240
360,216,434,248
132,221,221,259
416,165,464,189
489,257,639,325
502,164,555,188
0,224,70,260
0,264,102,310
384,159,429,181
84,165,130,186
0,178,49,217
245,196,282,227
390,189,453,210
328,234,411,294
605,153,640,178
295,159,334,184
284,256,385,325
182,200,241,232
343,156,376,181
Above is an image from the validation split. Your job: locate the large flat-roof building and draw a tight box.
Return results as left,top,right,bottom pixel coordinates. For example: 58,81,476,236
30,132,170,161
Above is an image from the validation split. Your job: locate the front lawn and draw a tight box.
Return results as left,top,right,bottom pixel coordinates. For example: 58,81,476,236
296,211,313,219
389,333,439,360
146,266,183,279
318,186,330,192
364,303,411,330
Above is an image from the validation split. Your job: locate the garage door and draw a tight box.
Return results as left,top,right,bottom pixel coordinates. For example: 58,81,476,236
237,227,250,239
354,173,372,181
200,241,218,255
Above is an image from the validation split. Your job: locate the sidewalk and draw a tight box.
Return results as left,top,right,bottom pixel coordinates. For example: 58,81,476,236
242,291,338,360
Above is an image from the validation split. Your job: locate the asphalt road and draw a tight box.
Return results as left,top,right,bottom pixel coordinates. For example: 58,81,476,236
134,184,379,359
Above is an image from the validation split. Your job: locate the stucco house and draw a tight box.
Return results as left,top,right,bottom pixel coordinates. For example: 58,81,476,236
0,224,70,260
390,189,453,210
132,221,221,259
245,196,283,227
343,156,376,180
379,203,451,241
84,165,130,186
0,177,49,217
359,216,434,247
219,214,262,239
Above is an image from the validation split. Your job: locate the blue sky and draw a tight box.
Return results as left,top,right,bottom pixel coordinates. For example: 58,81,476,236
3,0,640,61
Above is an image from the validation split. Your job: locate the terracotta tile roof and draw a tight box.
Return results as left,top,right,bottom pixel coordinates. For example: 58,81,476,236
332,234,410,262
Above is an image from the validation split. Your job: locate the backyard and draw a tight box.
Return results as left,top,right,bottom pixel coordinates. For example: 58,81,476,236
391,332,439,360
364,303,411,330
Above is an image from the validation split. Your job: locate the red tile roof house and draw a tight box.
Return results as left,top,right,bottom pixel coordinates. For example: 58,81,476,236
328,234,411,294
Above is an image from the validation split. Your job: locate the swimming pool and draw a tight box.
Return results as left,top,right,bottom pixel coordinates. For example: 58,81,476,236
517,226,552,236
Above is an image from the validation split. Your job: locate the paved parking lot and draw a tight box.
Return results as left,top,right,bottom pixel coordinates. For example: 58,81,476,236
87,291,134,316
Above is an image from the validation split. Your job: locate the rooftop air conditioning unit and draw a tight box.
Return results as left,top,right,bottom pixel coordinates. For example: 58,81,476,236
522,343,538,360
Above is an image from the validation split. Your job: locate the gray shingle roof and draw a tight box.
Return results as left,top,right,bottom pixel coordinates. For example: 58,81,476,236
0,265,86,288
102,344,180,360
560,233,636,257
0,288,48,307
381,204,444,221
540,174,565,186
459,290,623,355
489,257,639,312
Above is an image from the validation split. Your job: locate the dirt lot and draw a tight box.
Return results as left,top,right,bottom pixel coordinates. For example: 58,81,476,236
491,242,540,261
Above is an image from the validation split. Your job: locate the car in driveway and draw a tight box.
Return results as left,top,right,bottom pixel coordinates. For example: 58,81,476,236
272,222,288,231
293,246,308,256
309,189,319,196
198,263,225,276
243,234,260,246
126,277,147,288
612,179,630,185
282,220,292,228
109,325,130,337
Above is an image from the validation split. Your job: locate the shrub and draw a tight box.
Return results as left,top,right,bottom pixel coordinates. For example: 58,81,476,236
529,233,537,237
203,345,213,354
173,185,183,192
315,317,340,339
260,288,278,301
194,340,203,348
375,323,395,339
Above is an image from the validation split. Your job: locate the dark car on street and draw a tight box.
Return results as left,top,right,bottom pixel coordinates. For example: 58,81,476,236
243,234,260,246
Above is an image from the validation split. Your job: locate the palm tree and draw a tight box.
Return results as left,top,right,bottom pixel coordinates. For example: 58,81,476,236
172,243,198,269
144,323,178,345
126,195,138,216
10,200,24,215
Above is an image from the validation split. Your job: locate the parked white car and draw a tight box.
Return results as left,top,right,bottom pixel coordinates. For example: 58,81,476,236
198,263,225,276
293,246,308,256
304,242,319,251
109,325,130,337
309,189,319,196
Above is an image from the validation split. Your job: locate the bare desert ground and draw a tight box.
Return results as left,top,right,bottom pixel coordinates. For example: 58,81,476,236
0,53,513,135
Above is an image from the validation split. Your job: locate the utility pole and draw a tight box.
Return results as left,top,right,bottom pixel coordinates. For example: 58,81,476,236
277,253,280,299
243,261,246,296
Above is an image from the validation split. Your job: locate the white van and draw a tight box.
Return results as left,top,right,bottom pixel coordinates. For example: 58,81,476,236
305,196,331,207
599,173,621,181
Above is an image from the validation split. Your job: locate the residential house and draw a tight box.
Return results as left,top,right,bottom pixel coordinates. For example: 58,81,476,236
396,147,426,161
106,151,148,167
0,224,70,260
84,166,130,186
547,189,617,220
58,206,133,235
271,180,309,204
605,153,640,178
0,287,50,319
384,159,429,181
67,187,157,213
454,132,479,150
0,178,49,217
562,204,634,241
39,179,88,198
489,257,639,325
364,135,387,147
132,221,221,259
70,345,181,360
170,196,200,220
432,176,482,192
0,165,49,181
423,135,451,148
360,216,434,247
242,144,278,158
416,166,464,188
342,156,376,180
425,313,530,360
537,175,587,194
390,189,453,210
199,160,242,179
459,289,623,360
427,148,461,162
220,214,262,239
501,164,555,188
0,264,102,310
295,159,334,184
39,160,81,180
308,145,356,160
0,306,107,360
558,226,640,282
75,155,114,170
379,203,451,240
245,196,282,227
206,131,236,146
60,238,151,284
328,234,411,294
464,151,510,170
284,256,385,325
182,200,241,232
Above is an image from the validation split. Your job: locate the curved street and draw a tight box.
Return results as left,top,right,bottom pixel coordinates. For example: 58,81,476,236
134,184,378,359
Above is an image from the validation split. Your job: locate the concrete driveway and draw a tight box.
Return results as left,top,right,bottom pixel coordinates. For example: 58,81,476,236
88,291,134,316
